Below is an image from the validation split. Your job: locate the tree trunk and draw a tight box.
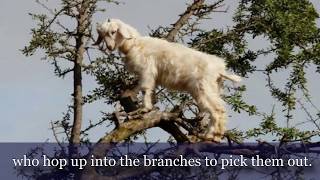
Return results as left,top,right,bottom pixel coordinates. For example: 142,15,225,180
70,53,83,144
70,1,89,145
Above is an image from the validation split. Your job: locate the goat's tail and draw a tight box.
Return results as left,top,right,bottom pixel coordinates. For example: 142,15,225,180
220,73,241,83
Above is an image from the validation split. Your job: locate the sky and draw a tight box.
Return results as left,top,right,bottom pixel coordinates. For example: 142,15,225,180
0,0,319,142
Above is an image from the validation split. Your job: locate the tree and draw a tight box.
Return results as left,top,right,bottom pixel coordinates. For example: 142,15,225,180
21,0,320,179
22,0,118,144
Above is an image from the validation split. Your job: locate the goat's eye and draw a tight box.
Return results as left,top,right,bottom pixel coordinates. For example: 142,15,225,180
111,30,116,35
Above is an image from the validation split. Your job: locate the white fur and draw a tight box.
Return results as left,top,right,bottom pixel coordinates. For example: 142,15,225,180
94,19,241,142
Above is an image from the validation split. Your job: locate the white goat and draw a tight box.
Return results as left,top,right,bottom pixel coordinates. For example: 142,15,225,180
93,19,241,142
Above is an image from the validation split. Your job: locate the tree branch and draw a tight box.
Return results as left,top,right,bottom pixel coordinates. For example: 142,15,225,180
80,110,181,180
165,0,205,42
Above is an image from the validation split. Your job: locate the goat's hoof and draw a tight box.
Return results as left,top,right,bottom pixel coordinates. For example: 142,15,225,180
212,137,222,143
140,107,152,113
202,133,222,143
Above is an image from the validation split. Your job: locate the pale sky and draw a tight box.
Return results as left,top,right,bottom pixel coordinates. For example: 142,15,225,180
0,0,319,142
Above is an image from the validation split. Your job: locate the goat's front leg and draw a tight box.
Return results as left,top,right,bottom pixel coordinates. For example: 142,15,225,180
129,74,155,115
141,87,154,113
140,73,156,113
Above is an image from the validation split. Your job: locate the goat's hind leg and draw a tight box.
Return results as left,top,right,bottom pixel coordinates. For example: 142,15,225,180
195,89,225,142
206,93,226,142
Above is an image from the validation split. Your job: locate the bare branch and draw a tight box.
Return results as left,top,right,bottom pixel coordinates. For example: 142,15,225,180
165,0,205,42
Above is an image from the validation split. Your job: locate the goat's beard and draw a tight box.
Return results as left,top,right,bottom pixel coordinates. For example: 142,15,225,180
93,39,114,54
106,44,116,51
94,41,112,54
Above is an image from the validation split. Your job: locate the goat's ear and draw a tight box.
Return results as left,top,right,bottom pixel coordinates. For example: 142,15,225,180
117,25,131,39
93,23,104,46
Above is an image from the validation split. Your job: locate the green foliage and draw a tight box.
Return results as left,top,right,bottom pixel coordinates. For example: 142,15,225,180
246,108,319,141
22,0,114,143
191,29,256,76
224,85,257,115
84,54,137,104
234,0,319,107
21,11,75,77
191,0,320,140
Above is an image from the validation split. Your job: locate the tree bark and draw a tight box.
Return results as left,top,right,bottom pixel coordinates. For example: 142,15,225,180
165,0,205,42
70,1,89,144
80,110,181,180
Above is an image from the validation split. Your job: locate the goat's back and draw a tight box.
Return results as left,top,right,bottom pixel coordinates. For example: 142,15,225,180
131,37,227,91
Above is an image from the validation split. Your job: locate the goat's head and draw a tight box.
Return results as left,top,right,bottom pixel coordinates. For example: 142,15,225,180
93,19,140,51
